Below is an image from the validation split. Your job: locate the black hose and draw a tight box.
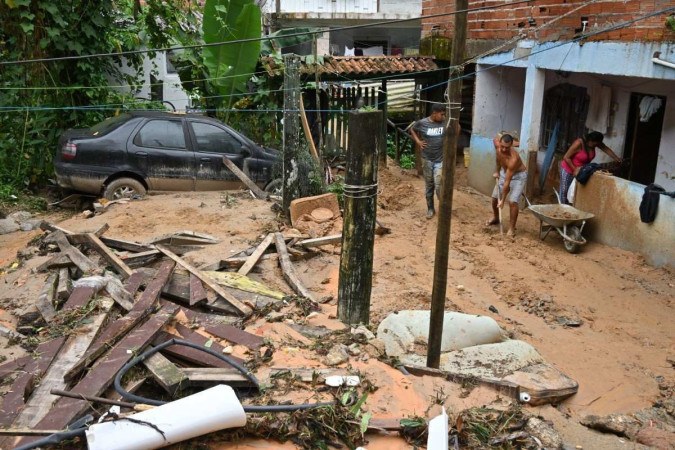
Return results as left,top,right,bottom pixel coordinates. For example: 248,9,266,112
113,338,334,412
13,428,86,450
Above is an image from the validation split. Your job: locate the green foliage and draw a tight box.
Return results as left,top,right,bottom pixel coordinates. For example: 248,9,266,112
386,131,415,169
0,0,198,193
326,176,345,208
202,0,261,113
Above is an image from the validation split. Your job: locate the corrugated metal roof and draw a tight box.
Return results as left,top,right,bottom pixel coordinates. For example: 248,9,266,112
262,55,439,79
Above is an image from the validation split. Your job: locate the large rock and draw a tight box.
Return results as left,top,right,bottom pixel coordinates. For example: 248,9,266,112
8,211,31,222
376,310,504,358
0,218,20,235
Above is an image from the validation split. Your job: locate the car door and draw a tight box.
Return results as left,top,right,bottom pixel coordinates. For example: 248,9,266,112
189,121,249,190
127,118,195,191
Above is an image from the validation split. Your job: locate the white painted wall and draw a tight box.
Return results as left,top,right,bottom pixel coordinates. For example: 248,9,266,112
112,52,191,112
472,65,526,138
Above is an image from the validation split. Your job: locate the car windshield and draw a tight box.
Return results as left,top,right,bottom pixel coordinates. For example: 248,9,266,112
89,114,131,135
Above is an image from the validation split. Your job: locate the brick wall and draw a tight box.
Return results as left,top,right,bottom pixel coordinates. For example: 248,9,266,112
422,0,674,43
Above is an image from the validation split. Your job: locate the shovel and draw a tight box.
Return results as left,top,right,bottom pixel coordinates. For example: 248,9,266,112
496,180,504,235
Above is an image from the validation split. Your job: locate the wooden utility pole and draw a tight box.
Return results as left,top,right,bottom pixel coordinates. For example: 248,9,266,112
282,54,301,218
427,0,468,369
338,110,382,325
378,80,388,167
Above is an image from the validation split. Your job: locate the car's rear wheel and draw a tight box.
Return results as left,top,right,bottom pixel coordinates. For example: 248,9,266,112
103,177,146,201
264,178,282,196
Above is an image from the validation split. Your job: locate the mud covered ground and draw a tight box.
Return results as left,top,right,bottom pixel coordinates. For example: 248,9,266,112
0,162,672,449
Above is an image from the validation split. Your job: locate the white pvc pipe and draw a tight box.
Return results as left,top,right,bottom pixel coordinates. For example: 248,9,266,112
652,57,675,70
86,385,246,450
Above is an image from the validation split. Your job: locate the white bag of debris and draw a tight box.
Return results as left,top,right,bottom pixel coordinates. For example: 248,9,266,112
85,385,246,450
376,310,504,357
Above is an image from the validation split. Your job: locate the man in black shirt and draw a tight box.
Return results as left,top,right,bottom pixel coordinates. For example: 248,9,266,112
411,103,446,219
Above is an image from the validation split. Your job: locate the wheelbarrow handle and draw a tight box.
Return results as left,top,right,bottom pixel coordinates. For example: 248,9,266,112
552,188,561,204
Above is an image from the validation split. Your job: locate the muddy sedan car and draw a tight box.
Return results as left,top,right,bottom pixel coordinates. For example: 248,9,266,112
55,111,281,200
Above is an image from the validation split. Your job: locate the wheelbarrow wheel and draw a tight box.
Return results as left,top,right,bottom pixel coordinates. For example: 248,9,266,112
564,226,581,254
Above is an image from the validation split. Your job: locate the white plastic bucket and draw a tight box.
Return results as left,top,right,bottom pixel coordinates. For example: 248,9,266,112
86,385,246,450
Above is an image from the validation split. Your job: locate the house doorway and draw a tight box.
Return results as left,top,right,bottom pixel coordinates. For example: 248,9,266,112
622,93,666,186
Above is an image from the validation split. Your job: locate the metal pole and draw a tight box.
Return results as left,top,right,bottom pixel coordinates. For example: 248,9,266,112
427,0,468,369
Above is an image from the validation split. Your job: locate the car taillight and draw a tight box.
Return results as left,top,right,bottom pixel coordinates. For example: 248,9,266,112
62,142,77,160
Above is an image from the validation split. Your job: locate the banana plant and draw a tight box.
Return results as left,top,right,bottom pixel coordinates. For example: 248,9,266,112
202,0,262,113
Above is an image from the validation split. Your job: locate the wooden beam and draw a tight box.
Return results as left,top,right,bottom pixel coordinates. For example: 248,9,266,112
189,274,208,306
55,268,71,304
273,232,316,301
104,276,134,311
0,357,30,382
204,324,264,350
15,305,178,445
11,299,114,429
52,231,97,274
157,324,244,368
221,156,268,200
84,233,133,278
35,273,58,322
142,347,186,395
299,94,321,164
99,236,155,253
60,286,96,313
36,254,73,272
180,367,255,388
156,245,252,317
63,261,174,382
0,337,66,426
298,234,342,248
120,249,161,268
238,233,275,276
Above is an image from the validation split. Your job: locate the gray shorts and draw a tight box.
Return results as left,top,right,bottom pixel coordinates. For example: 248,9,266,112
492,169,527,203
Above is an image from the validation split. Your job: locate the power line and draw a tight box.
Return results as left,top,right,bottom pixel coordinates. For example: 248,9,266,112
0,0,536,66
1,5,672,113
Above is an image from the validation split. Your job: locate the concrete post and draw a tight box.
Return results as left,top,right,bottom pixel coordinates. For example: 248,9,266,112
519,65,546,154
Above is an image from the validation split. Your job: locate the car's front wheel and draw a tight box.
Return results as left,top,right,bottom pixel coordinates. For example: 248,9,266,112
264,178,282,196
103,177,146,201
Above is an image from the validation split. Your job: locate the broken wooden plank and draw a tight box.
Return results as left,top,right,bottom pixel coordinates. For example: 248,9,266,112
297,234,342,248
60,285,96,313
180,367,255,388
55,268,71,304
104,275,134,311
200,254,275,271
52,231,98,274
205,271,285,300
124,270,146,295
204,324,264,350
0,337,66,426
85,233,133,278
142,348,187,395
120,249,161,268
15,305,178,444
179,308,240,328
11,299,114,430
35,273,58,322
156,325,243,368
99,236,155,253
238,233,275,276
39,221,73,235
174,230,220,241
0,357,30,382
156,245,252,317
63,261,174,382
273,232,316,301
36,254,73,272
221,156,268,200
93,223,110,237
189,273,208,306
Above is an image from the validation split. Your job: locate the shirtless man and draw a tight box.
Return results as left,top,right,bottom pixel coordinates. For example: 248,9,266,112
485,133,527,237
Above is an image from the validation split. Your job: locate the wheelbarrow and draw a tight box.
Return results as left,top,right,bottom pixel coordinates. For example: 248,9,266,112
524,189,595,253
